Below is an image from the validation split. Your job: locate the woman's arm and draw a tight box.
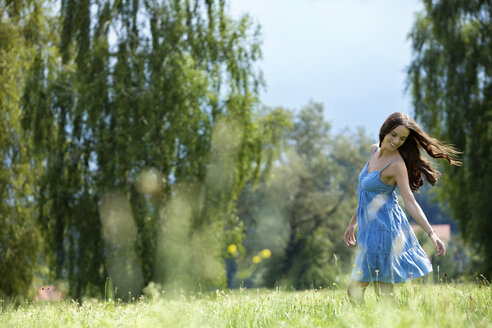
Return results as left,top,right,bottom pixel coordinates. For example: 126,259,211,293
345,144,377,247
393,160,446,256
345,207,358,247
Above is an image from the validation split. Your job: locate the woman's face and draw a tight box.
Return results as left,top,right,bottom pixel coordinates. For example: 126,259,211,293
383,125,410,150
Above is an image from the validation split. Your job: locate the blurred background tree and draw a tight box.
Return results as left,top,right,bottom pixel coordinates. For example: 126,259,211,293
0,0,55,299
235,102,373,289
16,0,286,299
408,0,492,277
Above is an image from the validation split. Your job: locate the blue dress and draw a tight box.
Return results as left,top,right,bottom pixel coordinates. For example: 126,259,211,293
350,148,433,283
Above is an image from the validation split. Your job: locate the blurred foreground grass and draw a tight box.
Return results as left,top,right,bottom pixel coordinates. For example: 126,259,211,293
1,284,490,327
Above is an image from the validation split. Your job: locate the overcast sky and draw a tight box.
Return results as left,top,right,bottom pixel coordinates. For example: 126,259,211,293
229,0,424,137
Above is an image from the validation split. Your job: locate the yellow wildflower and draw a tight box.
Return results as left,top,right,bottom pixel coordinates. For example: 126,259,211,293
227,244,237,254
260,249,271,259
252,256,262,264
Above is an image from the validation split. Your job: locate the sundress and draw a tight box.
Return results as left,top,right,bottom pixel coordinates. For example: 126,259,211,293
350,148,433,283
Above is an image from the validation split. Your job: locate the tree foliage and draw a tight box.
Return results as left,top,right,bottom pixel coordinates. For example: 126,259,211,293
236,103,373,289
0,0,56,299
408,0,492,274
14,0,285,298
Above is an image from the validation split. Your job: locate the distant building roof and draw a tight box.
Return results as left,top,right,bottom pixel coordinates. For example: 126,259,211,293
411,224,451,241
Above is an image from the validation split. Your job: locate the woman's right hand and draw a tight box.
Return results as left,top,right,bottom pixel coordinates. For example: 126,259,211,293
429,233,446,256
344,224,357,247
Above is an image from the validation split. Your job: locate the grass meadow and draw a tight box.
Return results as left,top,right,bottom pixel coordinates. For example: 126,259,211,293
1,283,490,328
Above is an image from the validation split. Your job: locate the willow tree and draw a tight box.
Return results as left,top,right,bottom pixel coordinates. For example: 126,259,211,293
21,0,283,298
0,0,57,298
408,0,492,275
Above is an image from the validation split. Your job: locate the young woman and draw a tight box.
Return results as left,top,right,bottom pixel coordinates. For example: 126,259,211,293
344,112,461,302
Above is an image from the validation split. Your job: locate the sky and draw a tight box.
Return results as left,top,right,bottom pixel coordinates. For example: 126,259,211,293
229,0,424,137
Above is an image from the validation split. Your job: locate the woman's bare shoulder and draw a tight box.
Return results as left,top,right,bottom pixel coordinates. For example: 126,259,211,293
391,156,408,174
370,143,378,153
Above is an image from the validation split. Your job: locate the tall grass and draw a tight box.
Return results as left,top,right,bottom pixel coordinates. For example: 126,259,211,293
1,284,490,327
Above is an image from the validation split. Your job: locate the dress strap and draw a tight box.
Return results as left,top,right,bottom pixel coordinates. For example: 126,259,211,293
381,158,402,171
369,146,378,160
365,146,379,169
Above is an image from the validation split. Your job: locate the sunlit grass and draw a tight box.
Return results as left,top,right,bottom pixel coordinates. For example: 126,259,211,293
0,284,490,327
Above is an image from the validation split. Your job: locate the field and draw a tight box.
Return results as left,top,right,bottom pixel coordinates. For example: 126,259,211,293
1,283,490,328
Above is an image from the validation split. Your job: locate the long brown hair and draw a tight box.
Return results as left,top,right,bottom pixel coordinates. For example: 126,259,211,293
379,112,461,192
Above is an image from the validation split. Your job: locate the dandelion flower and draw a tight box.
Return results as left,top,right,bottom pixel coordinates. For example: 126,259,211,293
260,249,271,259
227,244,237,254
252,256,262,264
